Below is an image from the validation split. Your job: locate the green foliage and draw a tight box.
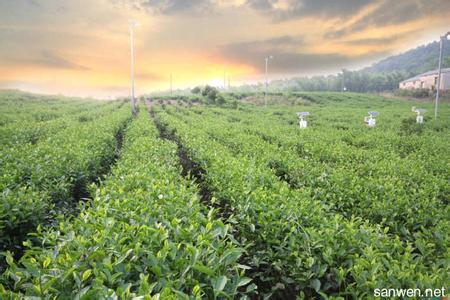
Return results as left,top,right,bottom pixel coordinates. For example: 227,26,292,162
0,93,131,252
1,91,448,298
399,116,427,134
444,56,450,69
216,94,226,106
201,85,219,104
1,110,252,298
394,88,432,98
266,70,410,93
156,93,449,298
191,86,201,94
0,92,122,146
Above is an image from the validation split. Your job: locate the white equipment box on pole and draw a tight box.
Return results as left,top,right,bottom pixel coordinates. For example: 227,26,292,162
412,106,427,124
297,112,310,129
364,111,379,127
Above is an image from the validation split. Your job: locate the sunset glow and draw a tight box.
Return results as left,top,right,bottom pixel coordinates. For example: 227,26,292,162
1,0,449,97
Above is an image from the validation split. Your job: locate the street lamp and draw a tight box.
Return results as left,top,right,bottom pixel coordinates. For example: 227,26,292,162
264,55,273,107
129,20,139,115
435,31,450,120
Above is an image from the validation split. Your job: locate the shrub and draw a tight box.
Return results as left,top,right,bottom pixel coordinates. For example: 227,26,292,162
201,85,218,104
216,94,226,106
191,86,201,94
394,88,431,98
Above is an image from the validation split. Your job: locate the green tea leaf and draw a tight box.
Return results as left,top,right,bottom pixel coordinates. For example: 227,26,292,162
82,269,92,282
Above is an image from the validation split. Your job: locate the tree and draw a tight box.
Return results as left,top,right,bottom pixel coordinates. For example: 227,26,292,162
191,86,201,94
202,85,218,104
443,57,450,68
216,94,226,106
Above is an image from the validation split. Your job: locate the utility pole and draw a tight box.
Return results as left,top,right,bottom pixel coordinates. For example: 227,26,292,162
341,69,345,92
435,32,450,120
129,20,139,115
264,55,273,107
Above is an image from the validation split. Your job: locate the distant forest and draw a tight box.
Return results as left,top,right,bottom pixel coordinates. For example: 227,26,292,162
235,40,450,93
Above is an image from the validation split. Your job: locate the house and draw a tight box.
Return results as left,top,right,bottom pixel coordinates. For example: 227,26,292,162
399,68,450,90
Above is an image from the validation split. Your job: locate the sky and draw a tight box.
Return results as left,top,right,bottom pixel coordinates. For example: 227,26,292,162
0,0,449,98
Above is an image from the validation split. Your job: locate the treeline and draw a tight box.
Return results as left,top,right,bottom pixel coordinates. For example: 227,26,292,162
150,85,239,108
225,70,411,93
269,70,409,93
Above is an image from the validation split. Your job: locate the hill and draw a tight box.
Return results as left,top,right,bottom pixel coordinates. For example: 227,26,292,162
363,40,450,75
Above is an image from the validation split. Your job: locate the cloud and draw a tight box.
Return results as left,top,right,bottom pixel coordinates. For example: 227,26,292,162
340,31,417,46
246,0,373,20
221,36,345,73
118,0,373,18
114,0,450,35
224,35,304,53
0,33,90,71
25,51,89,70
324,0,450,38
219,36,304,72
246,0,273,11
112,0,213,15
0,49,89,70
220,34,392,74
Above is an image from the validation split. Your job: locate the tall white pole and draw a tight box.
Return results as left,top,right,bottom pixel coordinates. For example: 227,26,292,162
129,21,136,115
265,57,268,107
435,32,449,119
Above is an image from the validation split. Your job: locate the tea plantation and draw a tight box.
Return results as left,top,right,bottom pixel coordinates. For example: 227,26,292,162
0,91,448,299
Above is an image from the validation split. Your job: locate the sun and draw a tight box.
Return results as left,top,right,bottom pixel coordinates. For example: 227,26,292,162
208,78,225,88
